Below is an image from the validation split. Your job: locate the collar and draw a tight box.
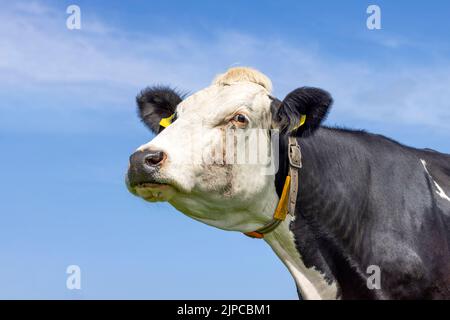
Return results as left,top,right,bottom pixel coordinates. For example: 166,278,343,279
244,135,302,239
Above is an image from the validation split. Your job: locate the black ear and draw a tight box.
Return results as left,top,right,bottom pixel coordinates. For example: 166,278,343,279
136,86,184,134
272,87,333,137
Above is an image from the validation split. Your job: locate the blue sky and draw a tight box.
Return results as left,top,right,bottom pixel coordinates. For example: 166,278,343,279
0,0,449,299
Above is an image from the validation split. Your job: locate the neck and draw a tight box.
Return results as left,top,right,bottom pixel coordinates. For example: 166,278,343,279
264,217,339,299
266,128,380,299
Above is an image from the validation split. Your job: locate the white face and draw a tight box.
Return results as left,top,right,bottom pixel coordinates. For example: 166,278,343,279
129,82,279,232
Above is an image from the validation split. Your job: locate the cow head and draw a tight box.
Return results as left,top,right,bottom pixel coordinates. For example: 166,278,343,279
126,67,332,232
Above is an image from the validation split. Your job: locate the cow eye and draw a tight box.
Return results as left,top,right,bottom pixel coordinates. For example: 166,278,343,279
233,114,248,124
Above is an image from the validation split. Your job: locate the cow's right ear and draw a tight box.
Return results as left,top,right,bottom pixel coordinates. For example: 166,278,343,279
136,86,184,134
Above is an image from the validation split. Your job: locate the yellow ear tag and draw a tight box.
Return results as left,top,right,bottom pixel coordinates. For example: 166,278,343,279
299,114,307,127
159,114,175,128
291,114,307,131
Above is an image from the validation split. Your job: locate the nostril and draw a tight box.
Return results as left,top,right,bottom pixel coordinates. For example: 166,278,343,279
144,151,166,167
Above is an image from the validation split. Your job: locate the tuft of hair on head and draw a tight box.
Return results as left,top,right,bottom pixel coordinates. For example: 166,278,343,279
212,67,273,93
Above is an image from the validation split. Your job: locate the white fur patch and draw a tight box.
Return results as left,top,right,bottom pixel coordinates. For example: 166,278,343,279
420,159,450,202
264,218,339,300
434,181,450,202
135,79,277,230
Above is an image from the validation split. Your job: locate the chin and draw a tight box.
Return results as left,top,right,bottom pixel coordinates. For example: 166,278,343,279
132,183,177,202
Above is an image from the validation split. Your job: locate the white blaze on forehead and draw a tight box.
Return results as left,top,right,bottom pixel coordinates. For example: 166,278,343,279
420,159,450,202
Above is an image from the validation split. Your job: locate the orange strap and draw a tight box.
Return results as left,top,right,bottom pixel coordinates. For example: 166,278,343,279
244,231,265,239
273,176,291,220
244,175,291,239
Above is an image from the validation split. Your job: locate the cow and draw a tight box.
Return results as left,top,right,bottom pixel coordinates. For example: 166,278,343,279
126,67,450,299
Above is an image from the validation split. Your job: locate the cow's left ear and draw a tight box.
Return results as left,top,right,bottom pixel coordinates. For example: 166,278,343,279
271,87,333,137
136,86,184,134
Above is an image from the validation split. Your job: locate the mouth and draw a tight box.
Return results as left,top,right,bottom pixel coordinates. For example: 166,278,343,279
131,182,177,202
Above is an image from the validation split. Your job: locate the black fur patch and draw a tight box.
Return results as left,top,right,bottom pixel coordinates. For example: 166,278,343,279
286,127,450,299
136,86,184,134
272,87,333,137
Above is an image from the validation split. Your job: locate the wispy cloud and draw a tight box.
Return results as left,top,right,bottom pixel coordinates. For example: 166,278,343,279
1,1,450,134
